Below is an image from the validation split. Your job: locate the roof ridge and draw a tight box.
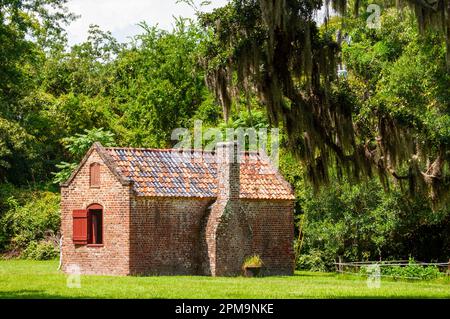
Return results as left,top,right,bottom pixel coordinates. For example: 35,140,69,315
105,146,204,152
105,146,262,155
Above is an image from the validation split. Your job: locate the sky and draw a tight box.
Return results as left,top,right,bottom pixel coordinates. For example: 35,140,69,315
65,0,229,45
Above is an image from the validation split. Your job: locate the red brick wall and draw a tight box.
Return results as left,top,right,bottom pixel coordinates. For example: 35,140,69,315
60,150,132,275
240,199,295,275
216,142,240,200
129,196,214,275
206,198,294,276
130,197,294,276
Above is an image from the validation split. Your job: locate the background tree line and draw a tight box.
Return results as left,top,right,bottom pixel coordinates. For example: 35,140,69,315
0,0,448,269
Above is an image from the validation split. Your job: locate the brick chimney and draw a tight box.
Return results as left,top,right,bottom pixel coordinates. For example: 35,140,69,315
205,141,247,276
215,141,240,200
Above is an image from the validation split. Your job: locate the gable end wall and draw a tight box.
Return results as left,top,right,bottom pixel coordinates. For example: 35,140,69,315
60,149,132,275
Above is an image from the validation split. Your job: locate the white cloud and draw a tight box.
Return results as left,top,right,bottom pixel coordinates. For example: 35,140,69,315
65,0,228,45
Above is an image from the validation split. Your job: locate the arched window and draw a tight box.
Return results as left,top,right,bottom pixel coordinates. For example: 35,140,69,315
90,163,101,187
72,203,103,246
87,203,103,245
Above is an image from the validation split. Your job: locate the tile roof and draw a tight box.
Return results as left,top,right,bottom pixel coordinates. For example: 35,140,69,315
104,147,295,200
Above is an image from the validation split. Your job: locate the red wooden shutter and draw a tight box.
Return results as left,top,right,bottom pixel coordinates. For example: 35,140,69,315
73,210,88,244
90,163,100,187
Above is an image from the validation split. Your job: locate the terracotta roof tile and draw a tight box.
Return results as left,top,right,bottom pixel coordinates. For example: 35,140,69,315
104,147,295,200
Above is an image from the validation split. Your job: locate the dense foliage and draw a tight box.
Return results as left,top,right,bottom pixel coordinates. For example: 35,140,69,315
0,184,60,259
52,128,116,185
297,179,449,270
199,0,450,205
278,6,449,269
1,3,218,184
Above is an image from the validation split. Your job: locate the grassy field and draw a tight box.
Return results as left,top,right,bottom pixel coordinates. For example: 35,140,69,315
0,260,449,299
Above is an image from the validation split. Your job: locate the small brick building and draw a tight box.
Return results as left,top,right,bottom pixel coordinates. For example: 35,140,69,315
60,142,295,276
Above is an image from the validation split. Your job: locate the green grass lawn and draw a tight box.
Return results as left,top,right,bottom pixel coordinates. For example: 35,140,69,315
0,260,449,299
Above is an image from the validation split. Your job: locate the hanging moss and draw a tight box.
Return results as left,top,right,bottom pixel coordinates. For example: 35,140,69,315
199,0,450,206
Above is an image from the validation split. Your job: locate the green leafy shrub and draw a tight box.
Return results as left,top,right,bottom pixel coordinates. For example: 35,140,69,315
22,240,58,260
295,179,400,271
0,190,60,258
51,162,78,186
296,249,328,272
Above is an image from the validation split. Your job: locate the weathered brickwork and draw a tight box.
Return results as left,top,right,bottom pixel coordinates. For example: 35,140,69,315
240,199,295,275
61,142,295,276
60,149,132,275
205,142,245,276
129,197,213,275
129,197,293,276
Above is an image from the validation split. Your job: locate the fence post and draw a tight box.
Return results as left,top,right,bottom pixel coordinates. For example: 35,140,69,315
338,256,343,273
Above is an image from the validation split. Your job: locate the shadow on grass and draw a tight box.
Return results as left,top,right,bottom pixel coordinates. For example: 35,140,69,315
293,272,337,278
0,290,78,299
0,290,441,299
0,290,174,299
